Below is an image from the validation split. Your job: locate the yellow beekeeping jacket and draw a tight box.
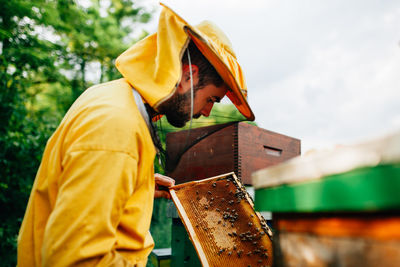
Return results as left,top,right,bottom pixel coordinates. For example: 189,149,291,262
18,79,156,267
18,3,251,267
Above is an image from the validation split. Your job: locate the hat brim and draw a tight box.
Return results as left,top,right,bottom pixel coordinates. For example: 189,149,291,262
184,27,255,121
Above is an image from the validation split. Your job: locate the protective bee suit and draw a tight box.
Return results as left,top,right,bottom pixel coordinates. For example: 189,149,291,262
17,3,254,267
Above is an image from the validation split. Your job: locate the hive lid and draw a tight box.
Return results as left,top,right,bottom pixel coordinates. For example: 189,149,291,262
170,172,273,267
252,129,400,189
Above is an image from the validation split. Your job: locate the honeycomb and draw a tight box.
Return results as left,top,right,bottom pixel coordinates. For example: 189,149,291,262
170,172,273,267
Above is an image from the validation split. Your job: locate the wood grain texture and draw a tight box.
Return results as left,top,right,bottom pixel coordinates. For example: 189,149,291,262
274,213,400,240
166,122,300,185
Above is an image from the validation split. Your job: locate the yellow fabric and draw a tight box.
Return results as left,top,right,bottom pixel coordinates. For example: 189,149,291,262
116,3,254,120
18,79,155,266
18,3,253,266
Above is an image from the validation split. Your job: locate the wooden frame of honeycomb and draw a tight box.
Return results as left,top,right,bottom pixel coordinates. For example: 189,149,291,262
170,172,273,267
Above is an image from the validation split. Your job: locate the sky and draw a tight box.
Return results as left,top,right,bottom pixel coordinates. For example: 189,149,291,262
142,0,400,153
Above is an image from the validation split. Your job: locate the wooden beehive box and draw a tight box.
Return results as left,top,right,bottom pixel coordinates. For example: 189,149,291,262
170,172,273,267
166,122,300,185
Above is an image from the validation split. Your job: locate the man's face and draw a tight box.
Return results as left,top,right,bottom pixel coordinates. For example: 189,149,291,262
160,64,227,128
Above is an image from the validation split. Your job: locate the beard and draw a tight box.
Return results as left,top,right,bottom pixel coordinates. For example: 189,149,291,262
158,86,201,128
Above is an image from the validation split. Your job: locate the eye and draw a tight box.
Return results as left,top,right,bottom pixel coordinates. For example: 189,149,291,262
208,96,222,104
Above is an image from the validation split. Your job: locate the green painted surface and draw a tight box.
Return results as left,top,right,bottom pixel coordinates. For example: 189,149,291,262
255,164,400,212
150,255,171,267
171,219,202,267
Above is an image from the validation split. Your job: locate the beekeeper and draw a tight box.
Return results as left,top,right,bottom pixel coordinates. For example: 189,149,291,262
17,3,254,267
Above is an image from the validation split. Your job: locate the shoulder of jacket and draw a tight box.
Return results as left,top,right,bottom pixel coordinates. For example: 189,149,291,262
88,78,130,90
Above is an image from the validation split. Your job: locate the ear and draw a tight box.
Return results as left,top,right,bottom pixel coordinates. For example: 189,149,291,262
182,64,199,81
177,64,199,93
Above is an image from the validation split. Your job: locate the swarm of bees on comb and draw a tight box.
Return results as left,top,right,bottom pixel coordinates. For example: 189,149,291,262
170,172,273,267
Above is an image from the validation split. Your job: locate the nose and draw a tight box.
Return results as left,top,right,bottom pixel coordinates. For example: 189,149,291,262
200,102,214,117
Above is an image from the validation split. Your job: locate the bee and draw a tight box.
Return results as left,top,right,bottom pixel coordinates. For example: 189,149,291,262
237,250,243,258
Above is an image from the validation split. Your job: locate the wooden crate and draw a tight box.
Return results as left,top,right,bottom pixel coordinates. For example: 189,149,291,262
166,122,300,185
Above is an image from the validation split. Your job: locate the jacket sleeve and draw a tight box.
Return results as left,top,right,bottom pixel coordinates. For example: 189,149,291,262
41,149,138,267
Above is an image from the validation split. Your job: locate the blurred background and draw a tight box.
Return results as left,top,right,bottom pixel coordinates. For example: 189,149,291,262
1,0,399,266
148,0,400,153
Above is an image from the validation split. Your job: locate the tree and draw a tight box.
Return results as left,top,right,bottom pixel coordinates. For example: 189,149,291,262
0,1,152,265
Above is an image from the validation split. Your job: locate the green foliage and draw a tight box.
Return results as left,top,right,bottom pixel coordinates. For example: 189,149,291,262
0,0,152,265
155,103,256,136
1,1,256,265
